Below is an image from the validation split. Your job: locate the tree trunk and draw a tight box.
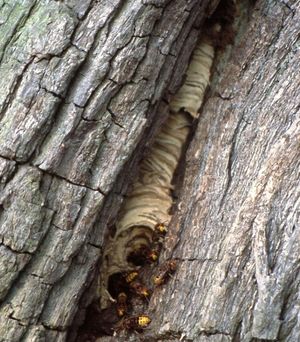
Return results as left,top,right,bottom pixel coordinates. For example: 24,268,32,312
0,0,216,341
144,1,300,341
0,1,299,342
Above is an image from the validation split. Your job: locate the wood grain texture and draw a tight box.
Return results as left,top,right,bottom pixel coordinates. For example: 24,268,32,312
145,1,300,341
0,0,215,341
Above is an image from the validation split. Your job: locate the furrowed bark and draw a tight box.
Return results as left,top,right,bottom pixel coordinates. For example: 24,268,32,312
0,0,299,341
0,0,216,341
145,1,300,341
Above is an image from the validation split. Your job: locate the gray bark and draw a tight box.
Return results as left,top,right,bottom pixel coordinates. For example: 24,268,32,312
145,1,300,341
0,0,299,342
0,0,215,341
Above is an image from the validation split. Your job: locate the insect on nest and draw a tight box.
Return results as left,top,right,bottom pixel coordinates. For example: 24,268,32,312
96,12,229,335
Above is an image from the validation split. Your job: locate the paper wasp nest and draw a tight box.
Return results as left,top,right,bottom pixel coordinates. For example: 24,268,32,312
170,39,215,117
99,33,215,309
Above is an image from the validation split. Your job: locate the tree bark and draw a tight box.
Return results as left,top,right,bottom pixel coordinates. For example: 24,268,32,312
145,1,300,341
0,0,299,342
0,0,216,341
